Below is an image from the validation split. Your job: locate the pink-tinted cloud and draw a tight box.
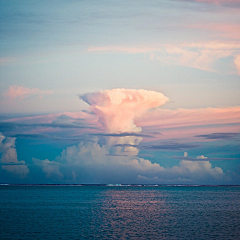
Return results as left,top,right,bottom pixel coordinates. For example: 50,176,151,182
154,42,240,73
136,106,240,142
5,111,92,124
176,0,240,7
5,85,53,100
80,89,169,133
136,107,240,129
6,106,240,132
234,55,240,75
3,105,239,144
190,0,240,5
142,124,240,143
3,111,99,140
88,42,240,74
0,57,16,65
88,46,156,54
196,24,240,40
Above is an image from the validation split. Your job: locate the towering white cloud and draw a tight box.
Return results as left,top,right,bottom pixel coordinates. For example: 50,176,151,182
80,89,169,133
0,133,29,178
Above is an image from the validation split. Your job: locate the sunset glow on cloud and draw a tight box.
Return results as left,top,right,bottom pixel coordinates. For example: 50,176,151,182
137,107,240,129
190,0,240,4
80,89,169,133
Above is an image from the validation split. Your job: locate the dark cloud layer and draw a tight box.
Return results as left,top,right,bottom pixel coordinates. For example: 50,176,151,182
11,134,94,143
0,162,26,165
172,156,240,161
92,132,155,138
140,143,200,151
195,133,240,140
0,121,96,130
0,114,97,134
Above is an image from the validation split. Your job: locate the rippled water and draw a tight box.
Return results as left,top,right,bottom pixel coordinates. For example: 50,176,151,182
1,186,240,239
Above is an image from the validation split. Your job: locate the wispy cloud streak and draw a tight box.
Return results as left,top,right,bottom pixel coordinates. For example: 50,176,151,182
5,85,53,100
89,42,240,74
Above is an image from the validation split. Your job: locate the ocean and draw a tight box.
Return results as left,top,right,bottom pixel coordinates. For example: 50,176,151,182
0,185,240,239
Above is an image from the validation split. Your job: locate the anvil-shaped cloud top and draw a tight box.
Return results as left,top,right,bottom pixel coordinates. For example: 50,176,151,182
80,89,169,133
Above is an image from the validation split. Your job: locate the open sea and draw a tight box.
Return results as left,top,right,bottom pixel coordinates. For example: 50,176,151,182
0,185,240,239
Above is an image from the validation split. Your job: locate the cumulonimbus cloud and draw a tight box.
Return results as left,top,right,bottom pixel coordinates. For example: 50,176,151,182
80,89,169,133
5,87,235,183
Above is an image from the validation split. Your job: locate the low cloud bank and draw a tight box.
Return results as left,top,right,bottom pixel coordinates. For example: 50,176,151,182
33,140,226,184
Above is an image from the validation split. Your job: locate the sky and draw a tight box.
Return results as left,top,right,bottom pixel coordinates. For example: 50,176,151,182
0,0,240,184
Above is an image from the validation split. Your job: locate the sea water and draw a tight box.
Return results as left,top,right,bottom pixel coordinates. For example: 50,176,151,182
0,186,239,239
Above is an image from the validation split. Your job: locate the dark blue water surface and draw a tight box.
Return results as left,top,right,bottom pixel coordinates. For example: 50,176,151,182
0,186,240,239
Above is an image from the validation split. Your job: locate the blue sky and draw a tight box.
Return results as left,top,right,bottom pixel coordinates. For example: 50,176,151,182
0,0,240,184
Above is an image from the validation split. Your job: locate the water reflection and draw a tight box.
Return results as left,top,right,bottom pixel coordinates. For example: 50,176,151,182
95,188,171,239
89,187,240,239
1,186,240,239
